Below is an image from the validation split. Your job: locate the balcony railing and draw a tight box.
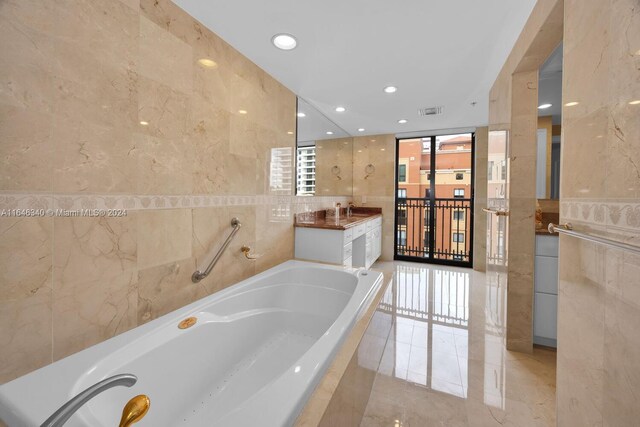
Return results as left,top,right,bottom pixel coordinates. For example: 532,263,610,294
396,197,472,263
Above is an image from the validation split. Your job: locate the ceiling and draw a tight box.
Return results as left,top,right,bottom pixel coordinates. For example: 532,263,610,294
174,0,538,136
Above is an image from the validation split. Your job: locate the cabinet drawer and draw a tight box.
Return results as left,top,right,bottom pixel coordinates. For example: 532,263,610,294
366,219,374,232
353,223,367,239
372,217,382,228
343,242,353,259
536,235,559,257
343,228,353,244
535,256,558,294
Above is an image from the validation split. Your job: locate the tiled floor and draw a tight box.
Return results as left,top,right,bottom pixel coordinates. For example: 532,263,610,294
361,262,556,427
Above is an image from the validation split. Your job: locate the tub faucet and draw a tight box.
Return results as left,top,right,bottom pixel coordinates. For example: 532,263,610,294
41,374,141,427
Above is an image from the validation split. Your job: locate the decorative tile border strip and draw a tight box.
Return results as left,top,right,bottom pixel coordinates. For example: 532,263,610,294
0,193,351,212
561,199,640,232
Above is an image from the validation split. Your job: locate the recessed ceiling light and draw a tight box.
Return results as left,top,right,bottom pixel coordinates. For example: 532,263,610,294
629,100,640,105
383,86,397,94
381,148,386,151
335,106,346,112
538,104,552,109
297,112,306,118
197,58,218,68
398,119,408,124
358,128,365,132
565,101,579,107
238,109,248,115
139,121,149,126
272,33,297,50
326,131,334,135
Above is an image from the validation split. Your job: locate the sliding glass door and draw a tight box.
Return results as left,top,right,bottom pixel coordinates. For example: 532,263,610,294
394,133,475,266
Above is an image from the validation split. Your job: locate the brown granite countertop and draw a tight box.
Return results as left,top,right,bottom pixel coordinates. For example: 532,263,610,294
536,212,560,235
294,207,382,230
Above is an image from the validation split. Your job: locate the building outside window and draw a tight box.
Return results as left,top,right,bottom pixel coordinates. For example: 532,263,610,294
397,230,407,246
296,145,316,195
501,160,507,180
398,188,407,199
453,188,465,198
398,209,407,226
488,161,494,181
398,164,407,182
453,210,465,221
453,232,465,243
455,172,464,180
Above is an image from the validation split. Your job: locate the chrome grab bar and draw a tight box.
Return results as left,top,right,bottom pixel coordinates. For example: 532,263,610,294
192,218,241,283
548,223,640,255
482,208,509,216
41,374,137,427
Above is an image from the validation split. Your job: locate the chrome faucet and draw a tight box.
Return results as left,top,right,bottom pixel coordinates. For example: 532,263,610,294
347,202,355,217
41,374,137,427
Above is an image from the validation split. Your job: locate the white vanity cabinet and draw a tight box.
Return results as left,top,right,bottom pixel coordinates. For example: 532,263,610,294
533,234,559,347
294,216,382,269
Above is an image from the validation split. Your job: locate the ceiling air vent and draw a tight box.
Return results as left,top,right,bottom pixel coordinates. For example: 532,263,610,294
417,106,444,117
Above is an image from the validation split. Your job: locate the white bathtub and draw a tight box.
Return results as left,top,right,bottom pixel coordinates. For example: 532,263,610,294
0,260,383,427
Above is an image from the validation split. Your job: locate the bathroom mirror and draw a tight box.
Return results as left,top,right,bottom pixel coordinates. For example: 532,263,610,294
296,97,353,196
537,43,562,200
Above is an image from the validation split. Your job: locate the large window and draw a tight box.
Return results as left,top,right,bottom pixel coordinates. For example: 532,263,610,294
398,164,407,182
395,133,474,265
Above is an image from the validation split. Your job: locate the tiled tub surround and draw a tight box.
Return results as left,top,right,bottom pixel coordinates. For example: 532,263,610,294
0,261,383,426
295,266,394,426
0,0,349,385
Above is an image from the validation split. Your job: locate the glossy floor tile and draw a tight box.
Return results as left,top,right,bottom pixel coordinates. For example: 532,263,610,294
361,262,556,427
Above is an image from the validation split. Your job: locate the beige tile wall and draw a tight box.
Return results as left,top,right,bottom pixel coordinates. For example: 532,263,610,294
314,137,354,196
0,0,348,383
352,134,396,261
557,0,640,425
487,0,563,353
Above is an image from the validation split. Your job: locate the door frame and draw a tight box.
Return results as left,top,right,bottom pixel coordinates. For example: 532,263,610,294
393,132,476,268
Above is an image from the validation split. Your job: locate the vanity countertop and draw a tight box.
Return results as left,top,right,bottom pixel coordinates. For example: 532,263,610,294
294,207,382,230
536,212,560,236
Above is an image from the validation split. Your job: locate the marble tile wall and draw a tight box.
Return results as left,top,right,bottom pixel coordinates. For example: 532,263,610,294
557,0,640,425
314,137,354,197
472,127,488,272
0,0,348,383
487,0,563,353
351,134,396,261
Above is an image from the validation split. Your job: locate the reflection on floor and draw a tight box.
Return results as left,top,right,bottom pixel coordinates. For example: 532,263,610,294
361,261,556,426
